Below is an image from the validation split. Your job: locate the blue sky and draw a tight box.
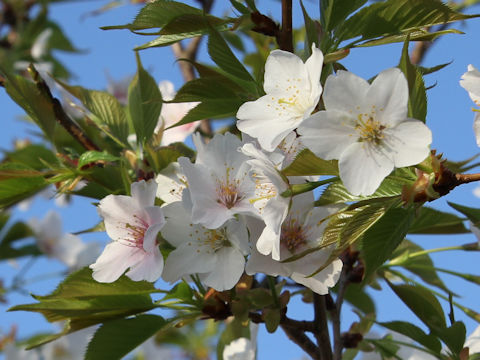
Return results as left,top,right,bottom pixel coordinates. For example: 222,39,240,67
1,1,480,359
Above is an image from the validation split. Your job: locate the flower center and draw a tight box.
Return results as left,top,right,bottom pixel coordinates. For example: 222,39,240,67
281,218,308,253
356,114,385,144
216,166,243,209
201,228,229,251
123,215,148,248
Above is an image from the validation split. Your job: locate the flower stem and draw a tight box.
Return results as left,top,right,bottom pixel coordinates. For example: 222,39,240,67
388,244,479,265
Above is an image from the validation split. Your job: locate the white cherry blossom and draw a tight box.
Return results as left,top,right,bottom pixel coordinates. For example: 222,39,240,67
155,162,188,204
298,68,432,196
28,211,98,269
156,80,200,145
246,193,342,294
178,133,257,229
465,325,480,354
240,142,291,260
460,64,480,146
161,202,249,291
90,180,165,283
223,323,258,360
236,45,323,152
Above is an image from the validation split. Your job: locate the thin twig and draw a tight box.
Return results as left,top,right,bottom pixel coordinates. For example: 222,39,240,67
281,323,322,360
313,294,333,360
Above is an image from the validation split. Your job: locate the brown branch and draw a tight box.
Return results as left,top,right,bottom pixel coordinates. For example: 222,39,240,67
28,65,100,151
281,323,323,360
313,294,333,360
455,172,480,184
277,0,293,52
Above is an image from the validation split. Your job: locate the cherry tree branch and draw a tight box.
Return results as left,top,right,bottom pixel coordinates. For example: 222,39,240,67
313,294,333,360
277,0,293,52
281,323,323,360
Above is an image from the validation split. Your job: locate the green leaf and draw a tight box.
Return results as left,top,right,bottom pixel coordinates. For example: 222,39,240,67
33,267,159,301
440,321,466,355
0,163,48,208
263,308,281,333
173,77,244,103
85,315,167,360
316,177,404,206
321,0,367,32
4,144,58,170
343,284,376,314
354,28,463,48
336,0,479,43
207,27,255,83
408,207,468,234
398,36,427,122
362,207,415,279
448,202,480,225
167,99,243,129
387,283,446,331
77,151,120,168
1,70,56,140
300,0,320,53
161,282,196,305
391,240,449,293
102,1,203,31
378,321,442,353
0,218,38,260
9,268,160,347
282,149,339,177
128,53,162,144
58,82,129,144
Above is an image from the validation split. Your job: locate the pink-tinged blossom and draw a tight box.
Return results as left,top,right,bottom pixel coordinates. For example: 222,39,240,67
178,133,257,229
155,80,200,145
298,68,432,196
236,45,323,152
460,64,480,146
246,193,342,294
90,180,165,283
161,202,249,291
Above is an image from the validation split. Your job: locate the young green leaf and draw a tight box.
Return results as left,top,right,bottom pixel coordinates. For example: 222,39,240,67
362,207,415,279
207,28,255,83
128,53,162,144
281,149,339,177
58,82,129,144
387,282,446,331
336,0,479,43
378,320,442,353
408,207,468,234
398,36,427,122
448,201,480,225
85,315,167,360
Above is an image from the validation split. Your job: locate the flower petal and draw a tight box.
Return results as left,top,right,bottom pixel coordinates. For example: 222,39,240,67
339,142,394,196
291,258,343,295
131,180,157,208
125,247,164,282
383,119,432,168
474,112,480,147
323,70,369,113
90,242,143,283
162,243,215,283
263,50,309,94
198,247,245,291
460,64,480,106
367,68,409,126
298,110,358,160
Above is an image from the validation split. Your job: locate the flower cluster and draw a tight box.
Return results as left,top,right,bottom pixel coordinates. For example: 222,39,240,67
91,45,434,295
